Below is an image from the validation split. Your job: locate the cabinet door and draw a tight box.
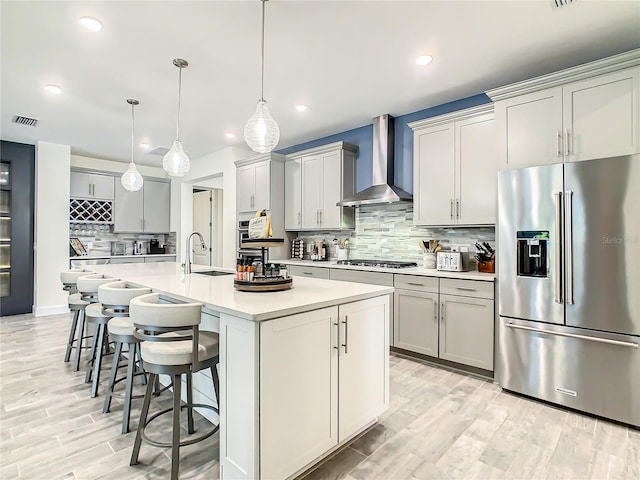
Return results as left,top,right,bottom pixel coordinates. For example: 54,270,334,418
394,290,439,357
143,180,170,232
439,294,494,370
456,113,498,225
113,181,143,232
319,151,342,229
90,174,115,200
236,165,255,213
301,156,321,229
253,161,271,211
563,68,640,162
495,87,563,169
260,307,338,480
413,124,455,225
338,295,389,441
70,172,93,198
284,159,301,230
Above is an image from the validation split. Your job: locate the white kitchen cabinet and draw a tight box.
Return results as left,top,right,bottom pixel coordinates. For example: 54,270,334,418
113,179,170,233
438,278,494,371
236,158,271,214
393,275,439,356
488,54,640,169
410,105,497,226
70,171,114,200
285,142,356,231
259,295,389,480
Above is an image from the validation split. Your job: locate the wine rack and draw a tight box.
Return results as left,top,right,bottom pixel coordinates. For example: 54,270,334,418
69,199,113,224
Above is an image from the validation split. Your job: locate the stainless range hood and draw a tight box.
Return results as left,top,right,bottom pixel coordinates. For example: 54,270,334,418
337,114,412,207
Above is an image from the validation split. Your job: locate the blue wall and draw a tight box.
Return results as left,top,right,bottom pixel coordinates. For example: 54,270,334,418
276,93,491,193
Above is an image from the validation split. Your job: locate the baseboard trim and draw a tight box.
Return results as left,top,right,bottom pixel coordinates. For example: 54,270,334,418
34,305,70,317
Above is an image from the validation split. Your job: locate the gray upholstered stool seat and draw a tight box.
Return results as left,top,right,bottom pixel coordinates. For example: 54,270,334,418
99,281,152,434
60,269,93,366
129,293,220,480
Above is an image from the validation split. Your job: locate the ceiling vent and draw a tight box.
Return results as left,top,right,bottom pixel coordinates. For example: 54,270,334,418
12,115,38,127
549,0,575,9
148,146,169,156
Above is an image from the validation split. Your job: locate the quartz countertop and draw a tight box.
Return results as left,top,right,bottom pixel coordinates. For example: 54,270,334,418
280,259,495,281
87,262,393,322
69,253,176,260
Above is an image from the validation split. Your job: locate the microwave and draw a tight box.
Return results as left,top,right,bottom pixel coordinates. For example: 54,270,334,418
111,242,127,256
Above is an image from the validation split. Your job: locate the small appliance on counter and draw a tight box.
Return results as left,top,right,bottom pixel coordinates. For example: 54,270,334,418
148,239,165,254
436,251,470,272
133,241,148,255
111,242,127,256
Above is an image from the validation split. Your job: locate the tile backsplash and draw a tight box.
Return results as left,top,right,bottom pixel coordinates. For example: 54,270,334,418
293,203,495,263
69,224,176,256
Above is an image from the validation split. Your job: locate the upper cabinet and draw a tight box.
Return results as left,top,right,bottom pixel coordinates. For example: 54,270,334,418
409,105,497,226
236,156,275,214
487,50,640,170
70,171,114,200
284,142,356,231
113,179,170,233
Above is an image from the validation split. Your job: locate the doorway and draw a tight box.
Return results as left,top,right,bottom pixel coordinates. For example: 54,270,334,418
192,188,223,266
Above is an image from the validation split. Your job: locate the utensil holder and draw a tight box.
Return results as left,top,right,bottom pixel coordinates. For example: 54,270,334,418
423,253,436,269
337,248,349,261
477,259,495,273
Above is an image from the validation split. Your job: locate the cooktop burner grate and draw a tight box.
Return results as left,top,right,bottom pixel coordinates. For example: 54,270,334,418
336,259,417,269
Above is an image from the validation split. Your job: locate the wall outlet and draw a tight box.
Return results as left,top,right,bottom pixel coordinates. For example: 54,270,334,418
451,245,459,252
459,245,469,253
87,241,93,249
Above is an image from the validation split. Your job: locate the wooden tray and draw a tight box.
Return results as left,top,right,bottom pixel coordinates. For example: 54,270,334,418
240,238,285,248
234,276,293,292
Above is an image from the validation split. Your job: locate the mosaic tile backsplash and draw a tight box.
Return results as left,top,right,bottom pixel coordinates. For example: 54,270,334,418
69,224,176,256
294,203,495,263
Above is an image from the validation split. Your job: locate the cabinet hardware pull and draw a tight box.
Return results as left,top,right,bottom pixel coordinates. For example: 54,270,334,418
342,316,349,354
455,287,476,292
433,302,437,321
456,200,460,219
556,130,562,157
565,190,574,305
450,200,454,220
506,323,638,348
319,210,322,226
302,272,313,275
441,302,445,321
554,192,563,304
407,282,424,286
333,320,340,351
298,212,301,226
565,129,570,156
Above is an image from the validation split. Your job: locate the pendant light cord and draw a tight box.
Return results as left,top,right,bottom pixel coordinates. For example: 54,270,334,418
130,102,135,164
176,65,183,140
260,0,266,102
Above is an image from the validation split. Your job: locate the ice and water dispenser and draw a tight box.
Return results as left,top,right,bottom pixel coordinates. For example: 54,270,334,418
516,231,549,277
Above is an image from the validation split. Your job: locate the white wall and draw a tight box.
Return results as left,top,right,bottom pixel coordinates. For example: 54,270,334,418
71,154,167,178
34,141,71,316
171,146,252,270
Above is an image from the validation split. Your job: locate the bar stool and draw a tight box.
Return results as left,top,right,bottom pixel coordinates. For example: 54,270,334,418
84,303,114,397
75,274,117,373
129,293,220,480
100,281,152,433
60,269,94,365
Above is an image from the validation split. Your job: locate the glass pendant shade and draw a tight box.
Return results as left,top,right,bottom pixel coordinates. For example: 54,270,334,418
121,162,143,191
163,139,190,177
244,100,280,153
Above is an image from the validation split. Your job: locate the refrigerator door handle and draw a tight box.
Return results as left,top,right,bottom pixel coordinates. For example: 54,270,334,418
506,322,639,348
565,190,574,305
554,192,563,304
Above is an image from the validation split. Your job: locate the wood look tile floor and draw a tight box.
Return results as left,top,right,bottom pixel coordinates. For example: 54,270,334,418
1,312,639,480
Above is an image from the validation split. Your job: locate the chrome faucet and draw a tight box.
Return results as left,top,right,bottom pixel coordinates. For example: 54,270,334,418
184,232,207,274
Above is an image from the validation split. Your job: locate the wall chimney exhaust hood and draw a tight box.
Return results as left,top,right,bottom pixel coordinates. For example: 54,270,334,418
337,114,412,207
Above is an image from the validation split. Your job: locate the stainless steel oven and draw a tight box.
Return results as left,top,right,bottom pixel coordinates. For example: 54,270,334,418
237,220,263,259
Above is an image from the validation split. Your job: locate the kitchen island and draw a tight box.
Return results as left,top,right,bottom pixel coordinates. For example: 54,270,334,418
89,262,393,480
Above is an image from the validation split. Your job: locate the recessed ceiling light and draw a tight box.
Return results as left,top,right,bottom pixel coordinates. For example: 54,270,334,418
415,55,433,66
43,84,62,94
79,16,103,32
225,132,236,139
295,104,309,112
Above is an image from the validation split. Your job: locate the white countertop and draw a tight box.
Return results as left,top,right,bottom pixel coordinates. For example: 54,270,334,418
88,262,394,322
281,259,495,282
69,254,176,260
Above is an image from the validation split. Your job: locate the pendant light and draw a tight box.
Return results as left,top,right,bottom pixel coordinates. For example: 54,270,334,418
121,99,143,192
244,0,280,153
163,58,190,177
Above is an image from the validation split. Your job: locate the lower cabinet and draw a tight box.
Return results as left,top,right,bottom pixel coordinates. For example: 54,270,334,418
259,295,389,480
394,289,439,356
288,264,330,279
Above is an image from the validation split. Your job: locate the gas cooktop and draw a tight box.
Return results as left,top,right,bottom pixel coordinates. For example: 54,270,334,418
336,259,418,269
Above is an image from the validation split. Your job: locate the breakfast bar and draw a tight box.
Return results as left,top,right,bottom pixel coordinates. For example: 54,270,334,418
90,262,393,480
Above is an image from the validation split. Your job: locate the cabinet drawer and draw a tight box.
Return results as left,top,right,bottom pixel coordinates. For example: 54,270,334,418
440,278,494,299
394,274,438,293
329,269,394,286
288,265,330,279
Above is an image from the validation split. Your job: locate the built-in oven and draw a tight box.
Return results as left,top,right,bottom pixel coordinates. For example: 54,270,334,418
237,220,265,261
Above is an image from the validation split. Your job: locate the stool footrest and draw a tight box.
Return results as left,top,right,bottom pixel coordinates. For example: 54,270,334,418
140,404,220,449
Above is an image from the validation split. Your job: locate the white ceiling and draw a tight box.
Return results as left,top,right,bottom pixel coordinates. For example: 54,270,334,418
2,1,639,167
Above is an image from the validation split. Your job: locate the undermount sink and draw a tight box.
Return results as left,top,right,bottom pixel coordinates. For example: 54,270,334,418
194,270,234,277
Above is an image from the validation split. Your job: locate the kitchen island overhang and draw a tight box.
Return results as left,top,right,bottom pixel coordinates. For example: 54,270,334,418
89,262,393,480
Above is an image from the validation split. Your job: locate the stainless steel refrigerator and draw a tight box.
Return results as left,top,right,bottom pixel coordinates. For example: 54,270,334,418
497,154,639,427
